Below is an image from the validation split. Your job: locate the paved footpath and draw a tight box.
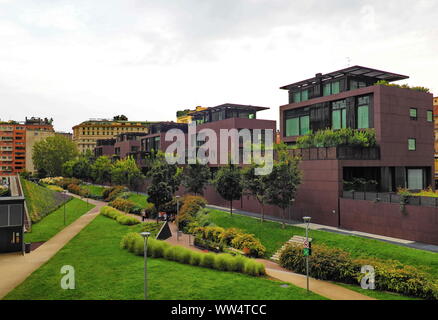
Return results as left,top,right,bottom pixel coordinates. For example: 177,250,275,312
160,220,375,300
0,196,105,299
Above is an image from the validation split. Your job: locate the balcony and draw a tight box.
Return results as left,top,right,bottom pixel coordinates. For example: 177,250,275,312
289,145,380,161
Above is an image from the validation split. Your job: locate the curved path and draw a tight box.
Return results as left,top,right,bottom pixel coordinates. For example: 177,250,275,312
0,195,106,299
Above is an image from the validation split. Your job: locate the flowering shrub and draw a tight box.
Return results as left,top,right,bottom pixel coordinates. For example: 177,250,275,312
109,197,142,214
67,184,89,197
39,177,64,185
102,185,127,202
176,195,207,230
55,178,82,189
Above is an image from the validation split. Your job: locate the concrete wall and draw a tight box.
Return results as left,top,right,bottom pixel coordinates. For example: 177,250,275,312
340,198,438,245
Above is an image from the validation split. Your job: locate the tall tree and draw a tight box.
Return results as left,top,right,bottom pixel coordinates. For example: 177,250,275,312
242,163,268,222
214,164,243,216
181,162,210,195
147,155,181,212
265,151,301,229
91,156,113,184
32,135,78,177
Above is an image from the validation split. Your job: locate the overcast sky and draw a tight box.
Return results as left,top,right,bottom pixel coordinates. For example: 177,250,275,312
0,0,437,132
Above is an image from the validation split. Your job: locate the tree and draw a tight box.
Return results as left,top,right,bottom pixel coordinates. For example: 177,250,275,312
181,162,210,195
113,115,128,121
33,135,78,177
62,157,91,180
265,151,301,229
242,163,268,222
214,164,243,216
111,157,143,189
147,155,181,212
91,156,112,184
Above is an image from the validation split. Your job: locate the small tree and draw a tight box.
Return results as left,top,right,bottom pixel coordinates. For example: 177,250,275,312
214,164,243,216
242,163,268,222
182,162,210,195
33,135,78,177
91,156,112,184
265,150,301,229
111,157,143,189
147,155,181,212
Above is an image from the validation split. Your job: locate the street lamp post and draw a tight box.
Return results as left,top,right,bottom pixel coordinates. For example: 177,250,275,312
63,190,67,225
140,232,151,300
175,195,180,227
303,216,311,293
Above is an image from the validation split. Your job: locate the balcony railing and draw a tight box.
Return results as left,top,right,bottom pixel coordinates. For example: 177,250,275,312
342,190,438,208
289,146,380,161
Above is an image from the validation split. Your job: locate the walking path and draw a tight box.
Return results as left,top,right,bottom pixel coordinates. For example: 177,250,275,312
0,196,105,299
207,205,438,253
161,220,374,300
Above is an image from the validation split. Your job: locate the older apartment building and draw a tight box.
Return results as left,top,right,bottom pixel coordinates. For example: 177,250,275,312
434,97,438,185
72,118,151,154
0,118,54,176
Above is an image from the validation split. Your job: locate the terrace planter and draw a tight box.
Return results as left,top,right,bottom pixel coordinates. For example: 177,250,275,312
420,197,438,207
309,148,318,160
301,149,310,160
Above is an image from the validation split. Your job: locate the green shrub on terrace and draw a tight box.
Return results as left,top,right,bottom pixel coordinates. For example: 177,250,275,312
374,80,430,93
295,128,376,149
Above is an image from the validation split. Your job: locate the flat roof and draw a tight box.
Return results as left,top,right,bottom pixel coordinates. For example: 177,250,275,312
280,65,409,90
191,103,269,116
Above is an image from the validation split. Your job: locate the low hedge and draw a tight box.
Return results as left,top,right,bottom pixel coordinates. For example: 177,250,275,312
109,197,142,214
67,184,90,197
191,226,266,258
100,206,140,226
103,186,128,202
55,178,82,189
121,232,266,277
279,243,438,300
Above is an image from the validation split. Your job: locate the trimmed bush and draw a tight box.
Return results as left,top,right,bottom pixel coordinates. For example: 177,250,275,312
55,177,82,189
279,243,438,300
100,206,140,226
109,198,137,213
103,185,128,202
120,232,266,277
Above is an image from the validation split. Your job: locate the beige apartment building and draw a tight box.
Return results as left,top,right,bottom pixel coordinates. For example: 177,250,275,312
72,118,151,153
25,128,55,173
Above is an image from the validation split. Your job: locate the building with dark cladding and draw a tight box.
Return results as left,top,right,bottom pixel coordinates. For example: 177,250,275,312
278,66,435,238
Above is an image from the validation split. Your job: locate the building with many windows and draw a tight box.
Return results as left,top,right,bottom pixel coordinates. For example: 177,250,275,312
279,66,434,230
434,97,438,185
72,118,152,154
0,118,54,176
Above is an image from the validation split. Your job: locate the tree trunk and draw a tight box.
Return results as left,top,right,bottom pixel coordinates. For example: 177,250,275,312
282,208,286,229
260,203,265,223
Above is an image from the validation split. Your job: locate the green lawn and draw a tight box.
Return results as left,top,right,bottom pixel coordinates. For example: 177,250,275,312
207,210,438,279
25,198,95,243
128,193,149,208
80,184,107,198
5,215,325,300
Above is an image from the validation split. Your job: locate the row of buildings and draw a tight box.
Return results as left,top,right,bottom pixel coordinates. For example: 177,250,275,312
0,118,72,176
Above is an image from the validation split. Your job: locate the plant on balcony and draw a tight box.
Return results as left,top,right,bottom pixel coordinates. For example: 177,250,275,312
343,178,378,192
295,128,376,149
374,80,430,93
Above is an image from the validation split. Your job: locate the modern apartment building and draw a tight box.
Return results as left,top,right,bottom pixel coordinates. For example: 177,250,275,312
0,118,54,176
176,106,207,123
434,97,438,185
72,118,151,154
278,66,434,233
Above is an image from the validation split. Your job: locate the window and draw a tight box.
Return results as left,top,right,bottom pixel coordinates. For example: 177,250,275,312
323,81,341,96
357,96,370,129
331,100,347,130
408,138,416,151
427,110,433,122
409,108,417,120
407,169,424,190
285,115,310,137
350,80,366,90
293,89,309,103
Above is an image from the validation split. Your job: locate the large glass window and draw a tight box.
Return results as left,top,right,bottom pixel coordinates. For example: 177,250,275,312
357,96,370,129
286,118,299,136
350,80,366,90
323,81,340,96
332,100,347,130
293,89,309,103
300,116,310,135
407,169,424,190
294,92,301,103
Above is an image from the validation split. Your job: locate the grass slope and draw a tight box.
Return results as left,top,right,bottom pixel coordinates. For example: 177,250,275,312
20,177,71,223
127,193,149,208
207,210,438,280
80,184,107,198
25,198,95,243
5,215,325,300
